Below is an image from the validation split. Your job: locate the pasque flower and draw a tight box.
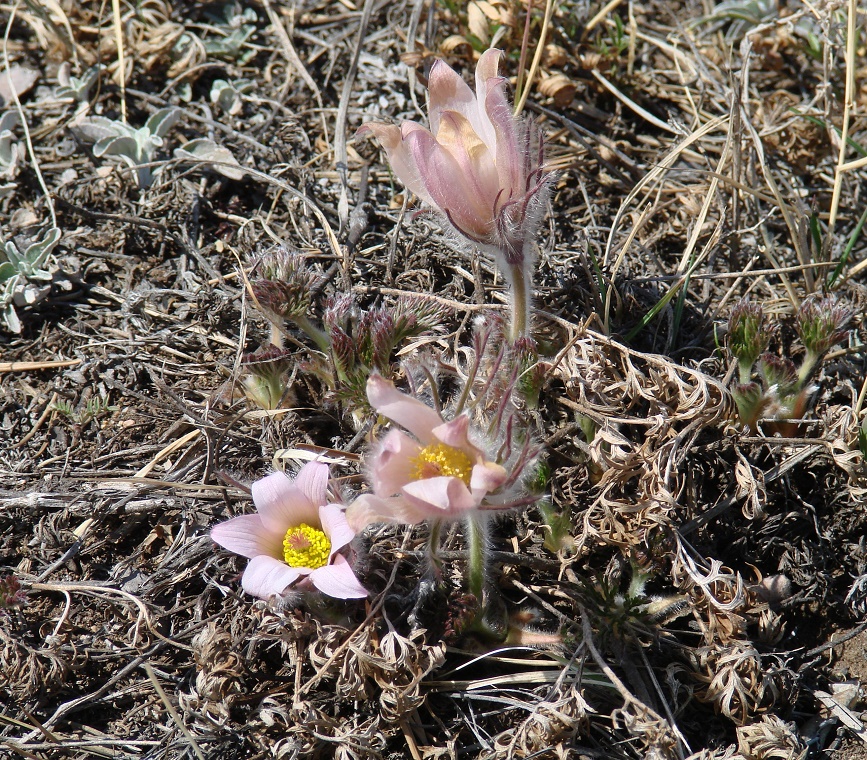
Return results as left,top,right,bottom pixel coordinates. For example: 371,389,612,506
211,462,368,600
346,374,508,529
359,49,550,341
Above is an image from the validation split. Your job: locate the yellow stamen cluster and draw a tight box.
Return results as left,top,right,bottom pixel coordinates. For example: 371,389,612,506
282,524,330,569
412,443,473,486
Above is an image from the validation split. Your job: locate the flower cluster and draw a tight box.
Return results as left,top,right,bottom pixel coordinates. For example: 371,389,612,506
726,296,850,432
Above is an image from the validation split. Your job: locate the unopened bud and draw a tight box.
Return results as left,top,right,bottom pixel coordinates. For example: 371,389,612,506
240,344,293,410
728,300,771,376
796,295,850,356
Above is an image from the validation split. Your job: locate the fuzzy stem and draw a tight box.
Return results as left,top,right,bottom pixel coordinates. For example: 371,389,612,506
737,359,753,386
269,322,284,349
292,314,331,353
508,262,530,343
427,519,443,575
797,350,819,389
466,513,489,602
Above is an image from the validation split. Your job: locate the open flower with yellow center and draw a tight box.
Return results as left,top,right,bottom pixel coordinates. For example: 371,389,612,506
346,375,509,529
211,462,367,600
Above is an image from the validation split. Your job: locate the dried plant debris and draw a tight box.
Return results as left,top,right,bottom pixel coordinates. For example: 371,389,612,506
1,0,867,757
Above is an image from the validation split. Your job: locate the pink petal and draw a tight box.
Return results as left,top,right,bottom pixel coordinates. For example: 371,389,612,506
470,461,508,496
295,461,329,509
308,554,368,599
241,555,301,599
427,58,479,139
211,514,282,559
366,375,442,444
484,81,523,197
371,429,421,497
431,415,485,460
359,121,437,208
251,472,319,535
319,504,355,554
345,493,432,529
473,49,504,150
404,127,492,240
401,476,478,519
436,111,501,217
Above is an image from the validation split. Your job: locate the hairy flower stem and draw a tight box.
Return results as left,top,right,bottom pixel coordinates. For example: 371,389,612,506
797,350,819,388
428,519,443,575
292,314,331,353
466,513,489,602
507,262,530,343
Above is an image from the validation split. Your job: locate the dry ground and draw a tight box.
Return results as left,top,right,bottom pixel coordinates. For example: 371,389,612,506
1,0,867,758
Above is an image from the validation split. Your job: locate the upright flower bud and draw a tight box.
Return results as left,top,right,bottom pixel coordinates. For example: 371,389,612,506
727,300,771,384
796,295,850,357
240,344,294,410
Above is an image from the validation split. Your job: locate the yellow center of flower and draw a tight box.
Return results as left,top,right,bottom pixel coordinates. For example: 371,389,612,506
282,524,330,569
412,443,474,486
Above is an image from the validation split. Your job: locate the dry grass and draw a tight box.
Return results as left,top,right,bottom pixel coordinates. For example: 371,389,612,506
1,0,866,758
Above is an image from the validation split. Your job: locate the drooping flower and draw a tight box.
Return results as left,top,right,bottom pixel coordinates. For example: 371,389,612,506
346,374,509,529
358,49,550,341
211,462,368,600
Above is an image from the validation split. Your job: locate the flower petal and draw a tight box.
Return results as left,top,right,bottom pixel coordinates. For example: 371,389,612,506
371,428,422,497
308,554,368,599
241,554,302,599
428,57,486,141
367,375,442,444
404,126,491,240
474,49,504,150
295,461,329,510
484,80,523,197
470,461,508,496
211,514,281,559
345,493,432,529
319,504,355,554
359,121,437,207
252,472,319,535
436,111,501,219
401,476,477,519
431,415,485,459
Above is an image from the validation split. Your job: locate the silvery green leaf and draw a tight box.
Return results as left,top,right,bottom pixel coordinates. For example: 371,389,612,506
146,107,180,138
175,138,246,180
93,134,139,162
4,240,22,269
3,302,21,333
24,227,61,268
77,116,125,143
0,111,19,132
0,261,15,282
0,132,17,168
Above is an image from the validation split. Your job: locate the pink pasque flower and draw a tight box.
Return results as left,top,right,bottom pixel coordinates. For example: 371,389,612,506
358,49,549,268
346,375,509,529
211,462,368,600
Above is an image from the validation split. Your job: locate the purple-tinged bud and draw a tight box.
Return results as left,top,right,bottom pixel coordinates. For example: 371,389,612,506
323,293,355,333
368,308,396,373
0,574,27,613
733,381,769,429
251,279,311,321
796,295,850,356
240,344,294,410
758,353,798,396
728,300,772,382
